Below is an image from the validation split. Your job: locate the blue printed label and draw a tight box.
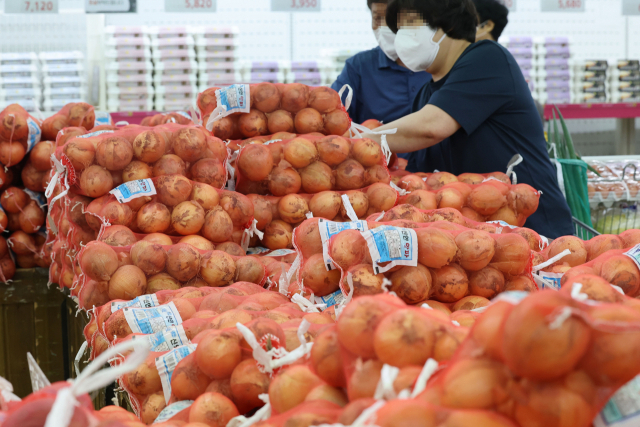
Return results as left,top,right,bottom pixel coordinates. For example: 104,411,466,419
94,111,112,126
595,375,640,427
135,325,189,352
175,111,192,120
624,244,640,270
314,289,345,310
218,84,249,114
362,226,418,274
154,400,194,424
111,294,159,313
318,219,369,271
109,179,156,203
537,272,562,290
23,188,47,207
155,344,197,403
77,129,115,138
487,220,518,230
26,117,41,151
123,302,183,335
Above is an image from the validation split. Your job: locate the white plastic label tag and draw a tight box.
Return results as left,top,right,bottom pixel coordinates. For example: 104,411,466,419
265,249,297,257
134,325,189,352
111,294,159,313
156,344,197,403
94,112,113,126
535,271,563,290
206,84,250,130
362,226,418,274
154,400,194,424
595,375,640,427
314,289,345,310
26,117,41,151
624,244,640,270
77,130,115,138
23,188,47,207
318,218,368,271
109,179,156,203
123,302,183,335
487,220,518,229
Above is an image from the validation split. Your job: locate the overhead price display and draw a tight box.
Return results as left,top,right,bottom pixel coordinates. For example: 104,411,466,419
165,0,216,12
5,0,58,13
271,0,321,12
541,0,585,11
85,0,135,13
622,0,640,15
501,0,517,11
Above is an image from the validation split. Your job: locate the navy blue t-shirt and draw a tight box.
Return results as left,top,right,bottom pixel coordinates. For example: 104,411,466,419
331,46,432,126
406,40,573,238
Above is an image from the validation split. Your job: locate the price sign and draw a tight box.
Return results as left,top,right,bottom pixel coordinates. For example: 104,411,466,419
5,0,58,13
165,0,216,12
271,0,321,12
501,0,517,11
622,0,640,15
85,0,134,12
541,0,585,11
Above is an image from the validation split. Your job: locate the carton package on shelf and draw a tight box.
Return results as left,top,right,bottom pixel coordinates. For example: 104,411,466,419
0,53,41,111
41,52,87,110
609,60,640,103
572,60,609,103
106,97,154,112
197,71,243,90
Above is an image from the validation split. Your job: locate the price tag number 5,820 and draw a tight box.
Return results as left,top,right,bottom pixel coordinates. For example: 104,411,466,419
184,0,213,8
557,0,581,8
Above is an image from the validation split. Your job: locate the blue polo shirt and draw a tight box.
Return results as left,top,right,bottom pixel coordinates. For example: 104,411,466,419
331,46,432,126
406,40,573,239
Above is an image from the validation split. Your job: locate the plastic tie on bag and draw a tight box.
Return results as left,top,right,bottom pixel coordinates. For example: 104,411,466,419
505,154,523,184
188,106,201,125
341,194,359,222
410,358,439,398
570,283,589,302
549,306,573,330
0,376,20,407
227,394,271,427
242,219,264,252
114,121,129,127
451,320,461,327
305,211,314,219
381,278,392,293
374,364,400,401
74,341,88,376
421,303,433,310
292,293,326,313
539,235,550,250
287,254,301,285
278,262,290,296
375,211,385,222
44,339,150,427
27,352,51,392
390,181,408,196
335,272,355,319
532,249,572,272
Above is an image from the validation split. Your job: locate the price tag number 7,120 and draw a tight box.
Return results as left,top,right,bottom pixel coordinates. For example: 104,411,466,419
24,1,55,11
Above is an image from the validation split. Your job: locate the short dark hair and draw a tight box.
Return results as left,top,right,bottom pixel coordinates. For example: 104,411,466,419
367,0,390,9
473,0,509,40
386,0,478,43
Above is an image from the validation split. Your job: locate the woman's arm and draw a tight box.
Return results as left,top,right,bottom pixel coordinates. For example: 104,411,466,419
368,104,461,153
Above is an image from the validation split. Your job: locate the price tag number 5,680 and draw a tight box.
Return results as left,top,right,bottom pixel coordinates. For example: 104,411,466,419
24,1,55,11
184,0,213,8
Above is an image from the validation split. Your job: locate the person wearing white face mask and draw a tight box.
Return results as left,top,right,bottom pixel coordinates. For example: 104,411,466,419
330,0,431,131
366,0,574,239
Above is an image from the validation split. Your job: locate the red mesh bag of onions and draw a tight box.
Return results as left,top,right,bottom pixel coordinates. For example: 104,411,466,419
140,111,194,127
198,83,351,140
232,134,391,196
411,289,640,427
0,104,42,167
74,239,269,310
40,102,96,141
388,173,541,228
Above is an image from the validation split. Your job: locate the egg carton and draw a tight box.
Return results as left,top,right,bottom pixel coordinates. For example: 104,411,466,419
105,26,150,38
611,92,640,103
0,98,40,111
106,36,151,50
155,84,198,98
196,48,237,62
155,61,198,78
536,90,572,105
613,60,640,72
534,46,571,60
152,48,196,62
0,64,39,79
533,36,570,47
43,76,85,89
0,52,39,66
588,185,640,208
105,48,153,63
499,36,534,49
107,98,155,112
151,36,195,52
195,37,239,51
0,75,41,90
44,96,85,111
197,74,243,88
107,60,154,74
153,73,197,86
507,47,533,59
536,79,573,91
197,60,242,74
535,68,572,82
0,87,42,100
154,96,197,113
39,51,84,66
107,73,153,88
533,57,570,70
192,26,239,40
41,62,84,78
573,60,608,73
147,26,193,39
107,85,155,98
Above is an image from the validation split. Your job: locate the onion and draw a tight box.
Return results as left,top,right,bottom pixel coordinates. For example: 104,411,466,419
352,138,382,167
177,236,213,252
166,243,201,282
124,355,161,395
311,326,346,388
153,154,186,177
269,166,302,196
504,275,536,292
108,265,147,300
63,138,95,171
389,264,432,304
503,291,591,381
172,128,207,162
424,172,457,190
8,230,35,255
335,159,365,190
347,358,383,401
309,87,340,113
122,161,152,183
68,102,95,129
96,136,133,171
18,200,44,233
337,296,395,358
252,82,281,113
237,144,274,183
216,241,245,257
278,194,309,223
283,138,317,169
600,255,640,296
195,329,243,379
513,383,592,427
308,191,341,219
234,257,265,284
99,199,134,227
190,182,220,211
402,191,437,213
78,165,113,198
398,175,427,192
147,272,181,293
188,393,239,427
30,141,54,171
238,109,268,138
281,83,310,113
295,108,325,134
41,113,69,140
468,266,505,299
340,190,368,219
142,233,172,246
431,263,469,303
548,236,587,268
0,143,26,166
170,201,205,235
135,202,170,233
220,193,254,227
416,228,458,268
201,250,236,287
131,241,167,275
132,130,166,163
156,174,192,207
587,234,623,261
366,183,397,215
436,187,464,210
189,158,226,189
510,227,544,252
293,218,322,259
458,173,485,185
297,161,333,194
245,194,271,231
561,273,623,304
80,241,118,281
211,115,239,140
620,229,640,249
317,136,350,166
323,109,351,135
455,230,496,271
329,229,368,270
488,205,519,225
489,233,531,276
365,165,390,186
140,392,166,425
452,295,490,312
171,353,211,401
265,110,294,134
268,365,323,413
440,358,510,410
467,184,506,216
202,206,234,243
262,220,293,250
508,184,540,216
300,253,341,296
56,127,86,147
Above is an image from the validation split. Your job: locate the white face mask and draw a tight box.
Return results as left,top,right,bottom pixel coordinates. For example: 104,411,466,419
374,26,398,61
395,25,446,72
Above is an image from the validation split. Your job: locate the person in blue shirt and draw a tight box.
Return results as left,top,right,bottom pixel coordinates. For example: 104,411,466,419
366,0,574,239
330,0,432,127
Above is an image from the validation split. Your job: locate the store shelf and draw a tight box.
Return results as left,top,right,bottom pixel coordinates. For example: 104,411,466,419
544,103,640,120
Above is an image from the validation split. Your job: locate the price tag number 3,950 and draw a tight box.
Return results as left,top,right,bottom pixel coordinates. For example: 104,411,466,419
291,0,317,7
24,1,55,11
184,0,213,8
